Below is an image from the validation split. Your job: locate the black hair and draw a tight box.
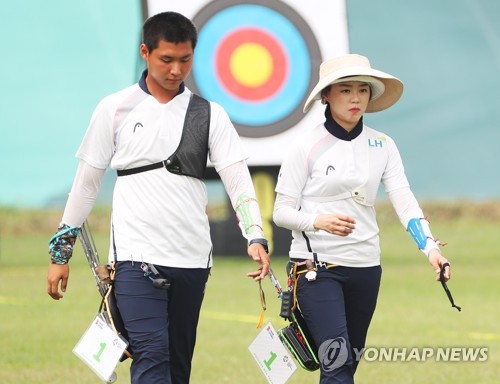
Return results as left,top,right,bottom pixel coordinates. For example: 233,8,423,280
142,11,198,52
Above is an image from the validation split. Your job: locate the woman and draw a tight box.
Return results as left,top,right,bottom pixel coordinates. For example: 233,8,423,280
273,54,451,383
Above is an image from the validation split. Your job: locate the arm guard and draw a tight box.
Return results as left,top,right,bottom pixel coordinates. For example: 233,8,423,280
48,224,80,264
407,218,442,256
235,194,264,240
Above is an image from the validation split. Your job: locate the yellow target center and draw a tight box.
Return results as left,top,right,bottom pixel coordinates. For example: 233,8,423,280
230,43,273,87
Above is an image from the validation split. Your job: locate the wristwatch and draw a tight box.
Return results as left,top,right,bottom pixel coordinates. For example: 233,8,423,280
249,238,269,253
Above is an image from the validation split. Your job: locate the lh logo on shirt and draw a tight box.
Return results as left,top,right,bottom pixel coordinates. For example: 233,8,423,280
368,136,386,148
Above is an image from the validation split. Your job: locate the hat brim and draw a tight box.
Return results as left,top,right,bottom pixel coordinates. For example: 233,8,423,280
303,66,403,113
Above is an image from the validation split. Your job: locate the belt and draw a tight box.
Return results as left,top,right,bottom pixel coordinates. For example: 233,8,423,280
290,259,337,274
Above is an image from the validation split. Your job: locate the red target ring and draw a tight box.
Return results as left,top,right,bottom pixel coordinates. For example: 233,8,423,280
215,28,287,101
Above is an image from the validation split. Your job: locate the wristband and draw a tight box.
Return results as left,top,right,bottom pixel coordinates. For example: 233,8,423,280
249,238,269,253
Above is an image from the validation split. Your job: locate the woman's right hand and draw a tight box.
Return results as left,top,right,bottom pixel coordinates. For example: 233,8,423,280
314,214,356,236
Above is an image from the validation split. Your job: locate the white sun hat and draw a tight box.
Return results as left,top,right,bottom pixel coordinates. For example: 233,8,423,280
303,54,404,113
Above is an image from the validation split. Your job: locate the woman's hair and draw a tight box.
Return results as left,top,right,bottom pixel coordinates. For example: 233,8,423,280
142,11,198,52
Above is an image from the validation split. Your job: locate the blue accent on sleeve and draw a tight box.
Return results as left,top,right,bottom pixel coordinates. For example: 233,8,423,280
407,218,427,249
48,226,80,245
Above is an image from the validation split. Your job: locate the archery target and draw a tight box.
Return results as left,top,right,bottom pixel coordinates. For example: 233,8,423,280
145,0,349,165
185,0,322,137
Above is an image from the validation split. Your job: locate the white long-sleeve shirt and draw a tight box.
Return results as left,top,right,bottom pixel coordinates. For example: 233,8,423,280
62,82,264,268
273,123,437,267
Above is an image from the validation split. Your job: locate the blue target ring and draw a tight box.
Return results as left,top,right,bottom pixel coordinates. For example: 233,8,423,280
187,0,322,137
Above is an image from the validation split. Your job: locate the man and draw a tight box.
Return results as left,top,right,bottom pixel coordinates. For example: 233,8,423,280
47,11,270,384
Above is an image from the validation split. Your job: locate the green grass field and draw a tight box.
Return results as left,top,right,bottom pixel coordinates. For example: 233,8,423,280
1,203,499,383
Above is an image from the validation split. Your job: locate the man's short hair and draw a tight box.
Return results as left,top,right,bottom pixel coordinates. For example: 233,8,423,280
142,11,198,52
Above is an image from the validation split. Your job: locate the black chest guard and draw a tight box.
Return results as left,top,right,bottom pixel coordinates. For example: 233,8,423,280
164,94,210,180
116,93,211,180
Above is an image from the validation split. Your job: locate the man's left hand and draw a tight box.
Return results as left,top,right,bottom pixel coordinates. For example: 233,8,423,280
247,243,270,281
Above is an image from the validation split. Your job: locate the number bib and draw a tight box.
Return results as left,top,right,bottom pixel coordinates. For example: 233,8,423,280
73,314,128,382
248,322,297,384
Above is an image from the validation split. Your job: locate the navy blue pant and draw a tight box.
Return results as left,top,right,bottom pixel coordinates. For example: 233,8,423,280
114,261,210,384
296,265,382,384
